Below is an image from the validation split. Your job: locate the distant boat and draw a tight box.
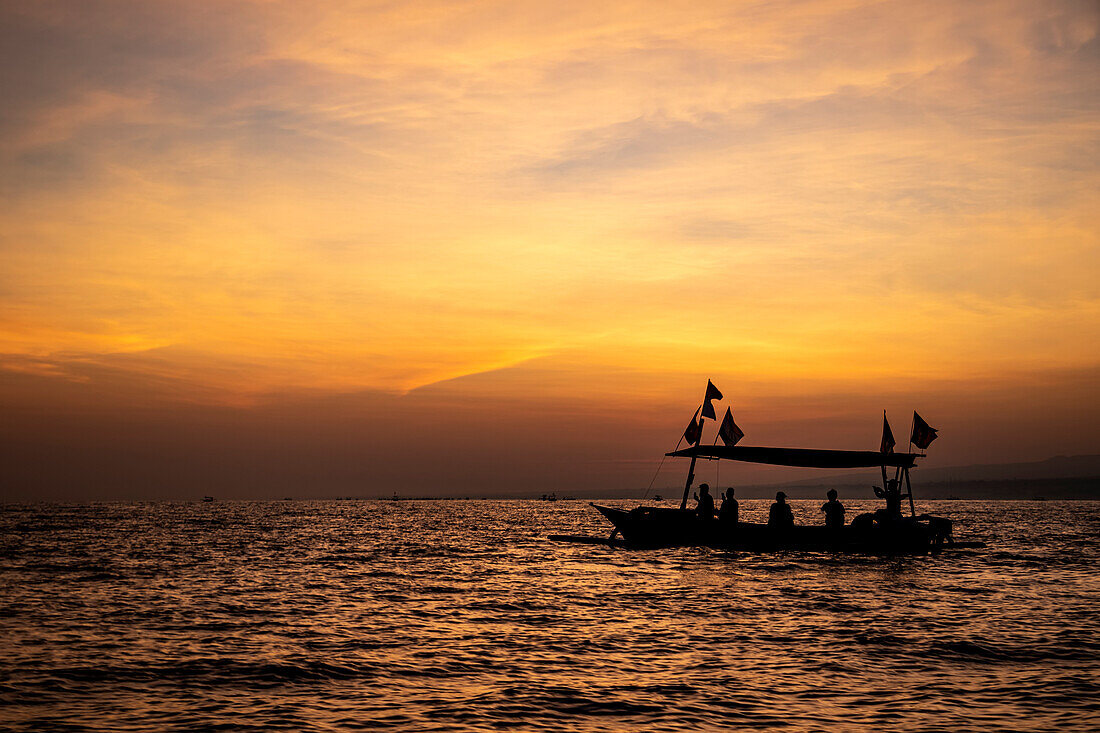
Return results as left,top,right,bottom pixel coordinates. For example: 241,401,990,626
554,385,976,554
391,493,399,501
202,496,214,503
540,492,558,502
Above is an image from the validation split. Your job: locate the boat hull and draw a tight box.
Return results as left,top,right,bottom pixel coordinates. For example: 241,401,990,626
592,504,952,553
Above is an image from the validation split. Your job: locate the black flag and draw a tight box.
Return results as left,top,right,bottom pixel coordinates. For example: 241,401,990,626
701,380,723,420
718,407,744,447
683,408,703,445
911,412,938,450
880,412,895,454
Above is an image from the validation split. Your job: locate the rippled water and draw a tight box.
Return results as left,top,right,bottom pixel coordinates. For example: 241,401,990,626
2,499,1099,731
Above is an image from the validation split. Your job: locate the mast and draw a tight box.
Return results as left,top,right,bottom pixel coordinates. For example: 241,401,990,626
904,466,916,517
679,382,719,509
679,403,703,509
679,453,699,510
904,415,916,517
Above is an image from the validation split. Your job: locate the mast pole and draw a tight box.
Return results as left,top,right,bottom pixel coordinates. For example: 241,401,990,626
897,413,914,482
904,420,917,516
679,454,699,510
679,388,710,510
888,411,915,484
880,408,890,502
713,425,721,494
904,466,916,517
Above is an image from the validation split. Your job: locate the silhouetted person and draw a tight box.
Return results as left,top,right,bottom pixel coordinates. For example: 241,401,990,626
821,489,845,529
768,491,794,528
873,479,903,522
694,483,715,520
719,487,739,525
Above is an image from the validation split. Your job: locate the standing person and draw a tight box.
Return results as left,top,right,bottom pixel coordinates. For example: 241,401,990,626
694,483,715,520
768,491,794,528
719,487,739,525
821,489,845,529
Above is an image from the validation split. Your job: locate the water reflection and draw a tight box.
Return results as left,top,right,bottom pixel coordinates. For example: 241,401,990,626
1,500,1098,731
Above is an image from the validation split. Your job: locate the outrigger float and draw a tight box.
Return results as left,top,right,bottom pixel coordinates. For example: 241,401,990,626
553,382,981,554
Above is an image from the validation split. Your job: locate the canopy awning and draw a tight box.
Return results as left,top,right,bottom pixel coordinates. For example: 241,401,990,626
666,444,921,469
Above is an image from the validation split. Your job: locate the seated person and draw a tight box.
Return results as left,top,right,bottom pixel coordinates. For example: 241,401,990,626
694,483,715,520
873,479,903,522
821,489,845,529
719,487,739,524
768,491,794,528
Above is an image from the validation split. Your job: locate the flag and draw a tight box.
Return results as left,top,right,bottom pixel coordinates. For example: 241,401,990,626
880,412,895,453
911,412,938,450
718,407,744,447
701,380,723,420
683,408,703,445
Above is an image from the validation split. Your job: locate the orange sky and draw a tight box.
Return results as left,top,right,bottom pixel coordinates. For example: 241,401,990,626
1,1,1098,499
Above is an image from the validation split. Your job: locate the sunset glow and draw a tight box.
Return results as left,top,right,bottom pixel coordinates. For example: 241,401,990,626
2,0,1098,498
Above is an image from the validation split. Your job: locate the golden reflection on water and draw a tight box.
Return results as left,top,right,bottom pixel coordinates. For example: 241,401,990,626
1,500,1097,731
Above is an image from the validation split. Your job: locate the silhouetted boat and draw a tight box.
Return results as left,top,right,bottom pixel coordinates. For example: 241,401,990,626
556,387,975,554
585,446,958,552
202,496,214,503
588,503,957,553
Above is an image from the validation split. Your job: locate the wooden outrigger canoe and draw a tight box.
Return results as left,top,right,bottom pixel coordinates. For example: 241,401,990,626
586,502,959,553
553,392,979,552
552,383,979,553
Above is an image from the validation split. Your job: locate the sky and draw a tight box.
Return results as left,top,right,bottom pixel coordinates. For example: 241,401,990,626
1,0,1098,500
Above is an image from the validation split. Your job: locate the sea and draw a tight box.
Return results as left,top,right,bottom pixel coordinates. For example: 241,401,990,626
2,499,1098,732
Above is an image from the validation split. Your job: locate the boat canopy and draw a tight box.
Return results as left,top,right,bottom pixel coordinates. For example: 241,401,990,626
666,445,920,469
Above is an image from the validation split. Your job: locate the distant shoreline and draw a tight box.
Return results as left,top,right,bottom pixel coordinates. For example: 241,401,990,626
5,477,1099,504
7,493,1100,504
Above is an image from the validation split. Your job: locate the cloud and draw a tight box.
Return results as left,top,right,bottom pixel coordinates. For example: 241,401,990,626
519,113,729,179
